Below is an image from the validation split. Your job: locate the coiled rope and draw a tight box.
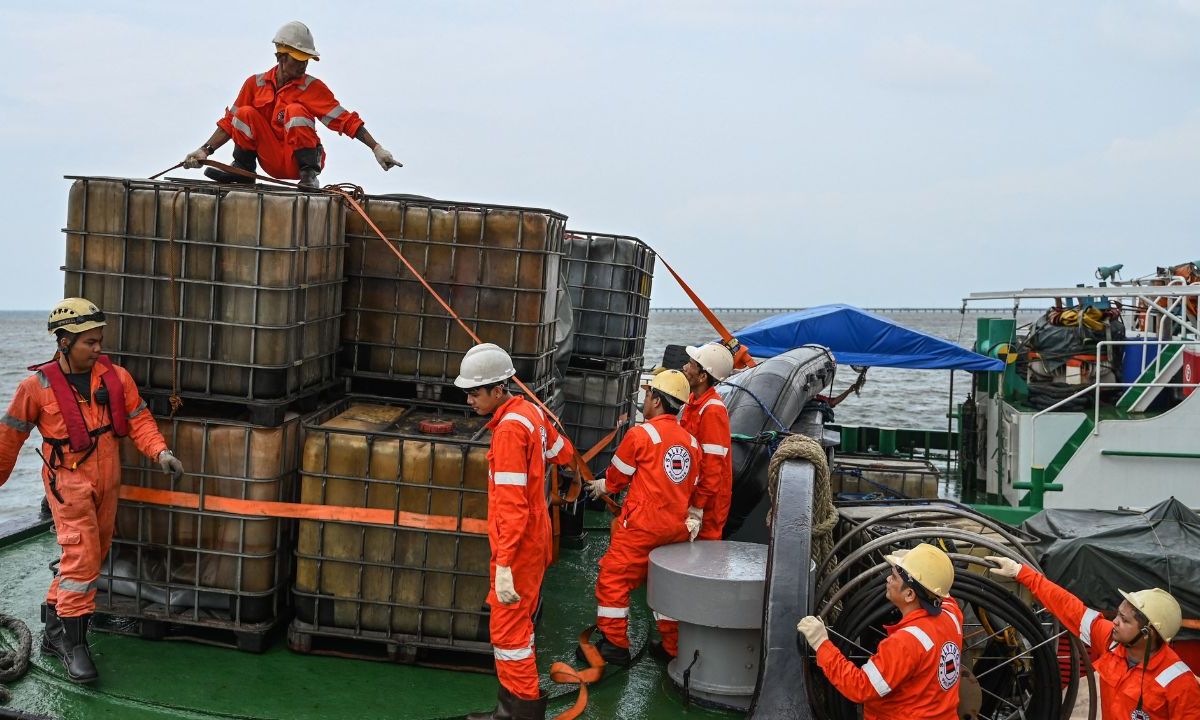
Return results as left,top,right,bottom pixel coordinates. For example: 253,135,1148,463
0,613,32,704
767,434,836,565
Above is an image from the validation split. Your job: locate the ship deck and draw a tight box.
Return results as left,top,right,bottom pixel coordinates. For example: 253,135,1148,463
0,516,735,720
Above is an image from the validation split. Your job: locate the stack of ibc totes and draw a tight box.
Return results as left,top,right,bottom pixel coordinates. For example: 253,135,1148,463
63,176,346,649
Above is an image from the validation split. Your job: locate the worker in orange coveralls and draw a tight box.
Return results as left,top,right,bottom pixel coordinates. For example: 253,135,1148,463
646,343,735,661
798,544,965,719
457,343,574,720
182,21,401,189
584,369,700,666
0,298,183,684
986,555,1200,719
679,342,735,541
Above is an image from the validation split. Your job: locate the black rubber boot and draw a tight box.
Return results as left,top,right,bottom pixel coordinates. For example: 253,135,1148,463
465,685,516,720
510,693,547,720
204,145,257,184
41,603,67,661
575,634,631,667
294,146,322,190
648,639,675,663
60,614,98,683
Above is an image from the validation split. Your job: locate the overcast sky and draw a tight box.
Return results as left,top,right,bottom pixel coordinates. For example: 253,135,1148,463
2,1,1198,310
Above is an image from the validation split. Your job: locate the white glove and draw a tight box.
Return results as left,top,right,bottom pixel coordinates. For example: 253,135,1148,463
183,146,209,169
586,476,607,500
372,144,402,170
984,555,1022,578
494,565,520,605
685,506,703,541
158,450,184,481
796,616,829,650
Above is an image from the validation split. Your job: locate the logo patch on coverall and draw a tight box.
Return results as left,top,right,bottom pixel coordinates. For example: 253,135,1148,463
663,445,691,484
938,642,961,690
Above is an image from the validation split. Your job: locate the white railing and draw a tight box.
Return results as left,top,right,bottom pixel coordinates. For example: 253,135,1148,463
1027,339,1200,480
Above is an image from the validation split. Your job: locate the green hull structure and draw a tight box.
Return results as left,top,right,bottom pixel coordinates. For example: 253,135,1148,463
0,518,735,720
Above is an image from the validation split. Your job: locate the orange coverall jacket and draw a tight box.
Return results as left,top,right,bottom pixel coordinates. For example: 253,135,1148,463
0,356,166,617
816,597,965,720
485,394,574,574
1015,565,1200,719
217,66,365,178
679,385,732,539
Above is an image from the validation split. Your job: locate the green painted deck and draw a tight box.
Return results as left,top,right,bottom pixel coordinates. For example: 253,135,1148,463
0,521,737,720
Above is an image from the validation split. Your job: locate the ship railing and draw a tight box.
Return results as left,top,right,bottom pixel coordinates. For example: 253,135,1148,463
1029,338,1200,480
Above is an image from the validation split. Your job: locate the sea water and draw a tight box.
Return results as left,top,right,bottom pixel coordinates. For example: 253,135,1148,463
0,308,1039,526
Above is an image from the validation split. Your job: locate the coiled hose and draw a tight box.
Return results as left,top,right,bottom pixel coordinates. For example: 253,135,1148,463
809,508,1096,720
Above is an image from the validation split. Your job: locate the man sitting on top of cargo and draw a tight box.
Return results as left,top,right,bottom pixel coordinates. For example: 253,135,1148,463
182,21,401,190
986,555,1200,718
456,343,575,720
0,298,184,684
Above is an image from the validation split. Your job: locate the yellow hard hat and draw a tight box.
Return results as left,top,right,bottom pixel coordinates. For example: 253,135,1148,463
48,298,106,335
275,43,318,62
885,543,954,599
1119,588,1182,642
646,369,690,405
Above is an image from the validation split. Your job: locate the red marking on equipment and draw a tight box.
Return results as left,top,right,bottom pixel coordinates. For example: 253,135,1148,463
419,419,455,435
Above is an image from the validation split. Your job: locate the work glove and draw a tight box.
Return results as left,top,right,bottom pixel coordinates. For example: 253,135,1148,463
494,565,520,605
158,450,184,482
984,555,1022,578
796,616,829,650
685,506,703,541
183,146,210,169
372,144,402,171
585,475,607,500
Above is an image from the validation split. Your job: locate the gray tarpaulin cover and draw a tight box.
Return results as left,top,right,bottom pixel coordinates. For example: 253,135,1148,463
1022,498,1200,640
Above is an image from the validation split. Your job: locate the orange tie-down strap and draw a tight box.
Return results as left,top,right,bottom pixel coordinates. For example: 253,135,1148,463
655,253,756,370
117,485,490,535
552,414,628,514
548,626,608,720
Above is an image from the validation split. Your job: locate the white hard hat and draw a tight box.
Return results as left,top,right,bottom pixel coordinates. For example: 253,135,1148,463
1120,588,1183,642
454,343,517,389
685,343,734,382
273,21,320,61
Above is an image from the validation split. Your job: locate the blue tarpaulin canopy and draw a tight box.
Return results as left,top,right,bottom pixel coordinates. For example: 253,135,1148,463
734,304,1004,371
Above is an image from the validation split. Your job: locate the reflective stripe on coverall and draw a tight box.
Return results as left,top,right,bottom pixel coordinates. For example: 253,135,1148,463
595,414,699,653
216,67,365,179
1014,565,1200,719
816,597,965,720
679,386,732,540
0,356,167,618
485,395,574,700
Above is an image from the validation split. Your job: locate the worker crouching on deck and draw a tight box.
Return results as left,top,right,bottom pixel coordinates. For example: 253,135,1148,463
457,343,575,720
0,299,183,683
985,555,1200,718
647,343,734,661
584,370,700,665
182,21,401,189
798,544,965,719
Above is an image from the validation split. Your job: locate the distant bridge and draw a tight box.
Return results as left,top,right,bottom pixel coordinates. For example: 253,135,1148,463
649,307,1034,314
